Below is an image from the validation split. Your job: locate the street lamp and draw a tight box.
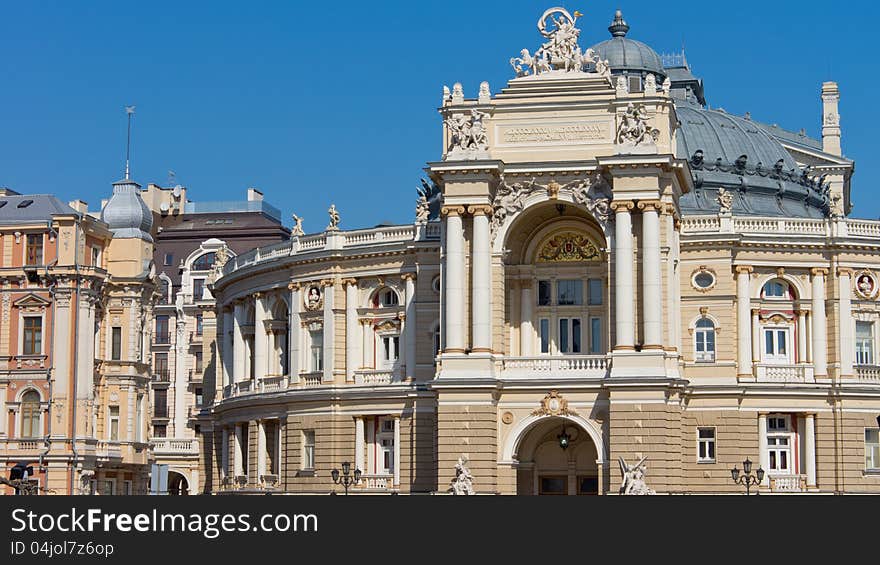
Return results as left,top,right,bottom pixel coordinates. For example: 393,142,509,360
331,461,361,495
557,426,571,450
730,458,764,495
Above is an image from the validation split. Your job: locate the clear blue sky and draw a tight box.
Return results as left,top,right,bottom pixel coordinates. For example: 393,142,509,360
2,1,877,229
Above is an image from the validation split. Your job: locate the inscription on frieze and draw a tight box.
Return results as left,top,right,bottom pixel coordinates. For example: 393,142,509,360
497,120,611,146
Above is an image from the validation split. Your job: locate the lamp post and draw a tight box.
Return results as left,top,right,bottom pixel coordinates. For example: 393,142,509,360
730,458,764,495
330,461,361,495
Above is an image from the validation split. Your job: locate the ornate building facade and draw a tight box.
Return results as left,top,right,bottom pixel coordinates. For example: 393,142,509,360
203,8,880,495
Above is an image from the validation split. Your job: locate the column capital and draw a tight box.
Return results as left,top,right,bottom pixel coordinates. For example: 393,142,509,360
319,278,335,288
288,282,301,291
735,265,754,275
401,273,416,282
836,267,854,277
610,200,635,212
750,307,761,315
810,267,829,278
662,203,677,215
253,292,263,299
441,205,466,217
341,278,358,288
467,204,493,216
360,318,372,327
636,199,663,212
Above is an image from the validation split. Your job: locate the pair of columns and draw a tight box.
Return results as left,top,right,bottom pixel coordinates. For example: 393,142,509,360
443,205,492,354
611,200,664,350
354,415,401,486
757,413,817,488
735,267,830,378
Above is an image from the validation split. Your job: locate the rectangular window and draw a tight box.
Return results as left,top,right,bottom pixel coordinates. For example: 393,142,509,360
539,318,550,354
153,389,168,418
588,279,603,305
195,387,203,407
302,430,315,470
111,327,122,360
193,279,205,300
559,319,569,353
766,415,792,473
697,428,716,462
558,318,581,354
763,328,789,362
91,246,101,267
856,321,874,365
381,335,399,366
154,353,169,381
196,314,203,336
163,253,173,266
867,429,880,470
108,406,119,441
22,316,42,355
195,351,203,372
628,75,642,93
25,234,43,266
590,317,602,354
135,395,143,443
153,424,167,438
124,480,133,495
240,425,249,475
557,279,583,305
155,316,170,344
538,280,551,306
310,331,323,372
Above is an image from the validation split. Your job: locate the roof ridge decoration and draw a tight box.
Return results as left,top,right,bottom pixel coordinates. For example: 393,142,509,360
509,7,611,79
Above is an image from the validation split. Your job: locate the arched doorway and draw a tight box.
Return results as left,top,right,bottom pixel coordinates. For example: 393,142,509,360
514,417,600,495
168,471,189,495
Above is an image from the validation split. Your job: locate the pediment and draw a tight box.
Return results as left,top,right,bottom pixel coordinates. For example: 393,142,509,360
13,293,51,308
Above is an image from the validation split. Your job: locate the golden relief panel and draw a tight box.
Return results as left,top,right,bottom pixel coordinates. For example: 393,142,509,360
537,232,601,263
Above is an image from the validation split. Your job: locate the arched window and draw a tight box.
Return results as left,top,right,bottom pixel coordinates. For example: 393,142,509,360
191,252,216,272
20,390,41,438
159,278,171,304
694,318,716,362
376,288,399,307
762,279,791,299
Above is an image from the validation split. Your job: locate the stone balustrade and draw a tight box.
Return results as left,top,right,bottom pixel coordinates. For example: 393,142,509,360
770,474,807,493
499,355,610,378
754,364,815,383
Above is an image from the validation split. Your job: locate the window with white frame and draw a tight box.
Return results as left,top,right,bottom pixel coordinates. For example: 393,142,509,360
694,318,716,362
558,318,582,354
375,418,395,475
556,279,583,306
539,318,550,354
856,321,875,366
310,330,323,372
380,335,400,368
762,279,791,299
108,406,120,441
22,315,42,355
763,327,791,363
766,415,793,473
377,288,399,307
866,429,880,470
302,430,315,470
697,428,716,462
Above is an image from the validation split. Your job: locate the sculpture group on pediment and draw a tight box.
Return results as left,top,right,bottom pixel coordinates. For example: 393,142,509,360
509,8,610,78
616,103,659,154
445,109,490,160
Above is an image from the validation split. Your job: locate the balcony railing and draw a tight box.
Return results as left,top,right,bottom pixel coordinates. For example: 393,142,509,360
301,372,322,387
769,474,807,493
154,334,171,345
150,438,199,456
855,365,880,382
153,370,170,382
153,407,169,419
359,473,393,491
499,355,610,378
754,364,815,383
354,369,397,385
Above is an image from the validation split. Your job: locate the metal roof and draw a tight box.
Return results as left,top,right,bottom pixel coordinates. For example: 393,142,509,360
0,193,82,225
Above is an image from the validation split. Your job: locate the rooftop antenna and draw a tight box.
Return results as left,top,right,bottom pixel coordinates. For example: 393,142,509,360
124,105,136,180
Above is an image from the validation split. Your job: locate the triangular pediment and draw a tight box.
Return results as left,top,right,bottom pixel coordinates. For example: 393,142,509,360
13,293,51,308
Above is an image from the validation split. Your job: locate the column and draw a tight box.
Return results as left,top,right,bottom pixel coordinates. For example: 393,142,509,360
469,205,492,353
355,416,365,474
639,201,663,348
254,294,268,381
751,309,760,363
736,267,753,377
393,416,401,487
758,414,769,486
811,268,828,377
344,279,359,382
520,280,534,356
257,420,266,479
322,280,335,382
233,302,245,383
403,274,417,379
443,206,466,353
234,424,244,477
361,319,373,369
805,413,817,487
797,310,807,365
289,284,302,380
221,427,229,480
838,268,854,377
222,309,234,386
612,201,635,349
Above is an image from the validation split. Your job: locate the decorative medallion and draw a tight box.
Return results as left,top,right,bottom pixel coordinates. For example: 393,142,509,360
501,411,514,425
691,267,717,293
304,285,323,310
531,390,578,417
546,179,560,199
537,232,600,263
855,270,878,300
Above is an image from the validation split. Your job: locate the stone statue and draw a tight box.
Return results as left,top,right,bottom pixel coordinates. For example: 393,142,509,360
661,76,672,95
445,108,490,160
415,195,430,223
291,213,305,237
616,103,659,154
716,188,733,213
829,193,844,219
618,456,655,495
450,456,474,495
327,204,340,231
510,48,536,77
210,244,229,283
644,73,657,94
509,8,607,78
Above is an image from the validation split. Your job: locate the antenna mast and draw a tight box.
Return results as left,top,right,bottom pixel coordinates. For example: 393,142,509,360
124,105,136,179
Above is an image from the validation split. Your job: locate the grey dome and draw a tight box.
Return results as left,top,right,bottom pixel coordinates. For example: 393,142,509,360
101,178,154,242
589,11,665,77
675,104,830,218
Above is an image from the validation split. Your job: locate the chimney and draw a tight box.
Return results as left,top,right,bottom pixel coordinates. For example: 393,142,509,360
68,200,89,215
247,188,263,202
821,81,841,156
0,187,21,196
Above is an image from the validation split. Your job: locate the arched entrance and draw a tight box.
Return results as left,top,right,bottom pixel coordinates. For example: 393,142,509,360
513,416,601,495
168,471,189,495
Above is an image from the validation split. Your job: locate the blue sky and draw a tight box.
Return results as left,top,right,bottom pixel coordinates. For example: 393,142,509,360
2,1,877,229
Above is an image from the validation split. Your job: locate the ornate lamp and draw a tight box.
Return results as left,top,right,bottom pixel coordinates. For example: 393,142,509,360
730,457,764,495
557,426,571,450
331,461,361,495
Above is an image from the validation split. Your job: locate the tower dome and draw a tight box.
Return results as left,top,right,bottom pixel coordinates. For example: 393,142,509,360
101,178,154,242
589,11,665,78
